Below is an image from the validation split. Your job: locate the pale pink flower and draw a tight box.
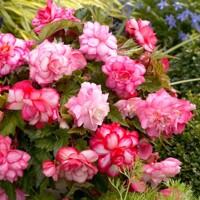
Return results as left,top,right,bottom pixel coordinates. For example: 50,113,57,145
90,123,139,177
42,161,60,181
115,97,141,118
27,40,86,86
56,147,98,183
0,135,12,152
135,89,195,139
126,18,157,52
7,80,60,126
143,157,182,188
79,21,117,62
0,33,34,77
102,56,146,99
160,188,181,200
32,0,80,34
0,188,8,200
65,82,109,131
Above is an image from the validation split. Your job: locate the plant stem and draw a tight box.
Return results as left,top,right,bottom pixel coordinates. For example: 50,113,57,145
163,34,200,55
170,78,200,86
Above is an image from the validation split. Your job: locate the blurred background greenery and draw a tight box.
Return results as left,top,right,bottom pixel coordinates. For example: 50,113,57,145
0,0,200,197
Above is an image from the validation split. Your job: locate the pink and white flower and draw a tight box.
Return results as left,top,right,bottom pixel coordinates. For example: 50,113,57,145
90,123,139,177
27,40,86,86
7,80,60,126
115,97,141,118
32,0,80,34
126,18,157,52
135,89,195,139
102,56,146,99
0,136,31,183
0,33,34,77
79,21,117,62
65,82,109,131
43,147,98,183
143,157,182,188
0,187,26,200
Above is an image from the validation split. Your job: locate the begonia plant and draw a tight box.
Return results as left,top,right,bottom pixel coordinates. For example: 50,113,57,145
0,0,196,199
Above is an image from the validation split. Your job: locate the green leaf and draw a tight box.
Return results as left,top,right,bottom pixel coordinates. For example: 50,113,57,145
0,110,25,136
30,192,56,200
35,137,55,151
0,93,8,108
68,126,86,135
107,105,129,127
88,5,107,24
1,181,16,200
38,19,80,42
131,117,146,134
75,8,91,22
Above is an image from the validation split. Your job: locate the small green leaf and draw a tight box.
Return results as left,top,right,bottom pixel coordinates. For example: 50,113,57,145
68,126,87,135
107,105,129,127
0,110,25,136
75,8,91,22
31,192,56,200
131,117,146,134
1,181,16,200
0,93,8,108
39,19,80,42
35,137,55,151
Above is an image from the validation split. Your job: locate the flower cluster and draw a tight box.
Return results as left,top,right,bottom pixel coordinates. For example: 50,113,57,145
7,80,60,127
0,135,30,183
0,33,34,77
42,147,98,183
0,0,196,198
27,40,87,86
32,0,80,34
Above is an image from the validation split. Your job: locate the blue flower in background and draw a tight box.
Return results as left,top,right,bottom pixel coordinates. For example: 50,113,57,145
136,2,144,10
124,2,134,16
165,14,177,29
178,31,189,41
177,9,191,22
172,2,183,11
157,0,168,10
190,12,200,32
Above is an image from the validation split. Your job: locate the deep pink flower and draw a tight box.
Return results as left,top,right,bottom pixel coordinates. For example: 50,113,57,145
135,89,195,139
161,58,170,72
65,82,109,131
0,135,12,153
143,157,182,187
43,147,98,183
90,123,139,177
126,18,157,52
138,138,153,160
0,188,8,200
160,188,181,200
32,0,80,34
27,40,86,86
79,21,117,62
129,178,146,193
115,97,141,118
7,80,60,126
0,33,34,77
102,56,146,99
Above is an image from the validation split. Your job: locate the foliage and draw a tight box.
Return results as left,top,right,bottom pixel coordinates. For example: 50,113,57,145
155,91,200,197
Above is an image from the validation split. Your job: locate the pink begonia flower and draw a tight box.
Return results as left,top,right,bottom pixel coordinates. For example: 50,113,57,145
0,135,31,183
65,82,109,131
90,123,139,177
7,80,60,126
160,188,181,200
0,187,26,200
143,157,182,188
79,21,117,62
129,178,146,193
32,0,80,34
102,56,146,99
0,33,35,77
135,89,195,140
126,18,158,52
161,58,170,72
114,97,141,118
27,40,87,86
43,147,98,183
138,138,153,160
